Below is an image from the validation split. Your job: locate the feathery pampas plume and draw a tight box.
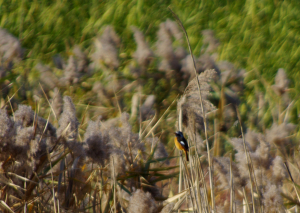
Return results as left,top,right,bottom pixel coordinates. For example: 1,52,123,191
73,45,89,73
36,63,59,91
155,20,184,77
0,28,23,63
61,55,80,85
57,96,79,142
84,119,110,166
131,26,154,68
92,26,120,69
127,189,157,213
229,127,294,211
51,87,63,117
272,68,289,96
178,69,217,146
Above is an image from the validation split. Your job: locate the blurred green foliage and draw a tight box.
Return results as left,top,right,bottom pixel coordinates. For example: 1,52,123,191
1,0,300,128
1,0,299,77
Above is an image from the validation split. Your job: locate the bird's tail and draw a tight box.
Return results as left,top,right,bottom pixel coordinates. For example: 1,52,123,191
185,151,189,161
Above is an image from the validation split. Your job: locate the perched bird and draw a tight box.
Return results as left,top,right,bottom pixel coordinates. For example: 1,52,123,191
174,131,189,161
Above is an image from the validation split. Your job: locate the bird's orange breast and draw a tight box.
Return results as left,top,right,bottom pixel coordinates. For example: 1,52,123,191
174,137,185,151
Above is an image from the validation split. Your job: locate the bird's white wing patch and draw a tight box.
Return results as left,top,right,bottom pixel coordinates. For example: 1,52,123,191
180,141,185,146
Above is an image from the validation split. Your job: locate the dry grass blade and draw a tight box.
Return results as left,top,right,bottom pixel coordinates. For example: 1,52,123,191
6,172,38,184
284,162,300,203
172,193,188,212
164,189,189,204
1,86,21,110
0,173,25,191
7,95,15,121
0,200,14,213
283,100,294,123
142,95,178,139
113,81,122,115
39,82,58,120
140,112,157,138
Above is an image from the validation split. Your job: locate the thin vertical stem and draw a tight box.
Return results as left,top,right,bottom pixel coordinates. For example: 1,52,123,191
236,106,257,213
169,7,215,211
112,158,117,213
242,187,250,213
230,154,234,213
178,106,183,213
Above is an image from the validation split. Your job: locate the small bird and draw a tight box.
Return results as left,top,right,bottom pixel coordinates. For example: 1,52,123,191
174,131,189,161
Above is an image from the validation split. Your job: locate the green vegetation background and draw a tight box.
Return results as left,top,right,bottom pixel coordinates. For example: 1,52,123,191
1,0,300,121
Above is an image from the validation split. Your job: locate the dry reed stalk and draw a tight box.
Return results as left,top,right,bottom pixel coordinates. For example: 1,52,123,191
138,85,142,139
168,7,215,211
178,92,198,212
35,108,58,213
197,156,210,212
7,95,14,121
45,124,57,212
191,118,208,212
247,151,263,213
112,158,117,213
178,151,183,213
213,118,219,157
39,83,58,120
189,153,204,213
235,106,258,213
182,156,199,213
192,142,203,212
230,153,234,213
182,167,191,212
242,187,250,213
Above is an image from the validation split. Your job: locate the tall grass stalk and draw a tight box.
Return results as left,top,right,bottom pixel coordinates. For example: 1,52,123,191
112,158,117,213
178,110,183,213
242,189,250,213
169,7,215,211
236,106,259,213
44,114,57,213
230,153,233,213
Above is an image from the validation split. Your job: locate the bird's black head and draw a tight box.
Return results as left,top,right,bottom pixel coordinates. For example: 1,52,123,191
174,131,183,137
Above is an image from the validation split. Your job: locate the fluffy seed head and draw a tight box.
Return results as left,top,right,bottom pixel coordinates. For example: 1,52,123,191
127,189,157,213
